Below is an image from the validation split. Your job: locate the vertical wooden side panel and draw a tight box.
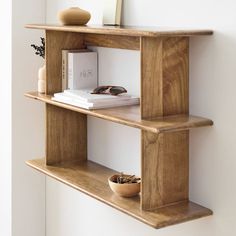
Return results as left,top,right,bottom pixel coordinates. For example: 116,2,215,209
141,37,163,119
141,131,189,210
46,31,85,94
141,37,189,210
46,104,87,165
163,37,189,115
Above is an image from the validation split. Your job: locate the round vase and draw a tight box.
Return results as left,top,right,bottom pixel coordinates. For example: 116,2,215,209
58,7,91,25
38,64,46,94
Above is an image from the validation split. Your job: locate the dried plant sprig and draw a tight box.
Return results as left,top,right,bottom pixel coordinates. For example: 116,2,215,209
31,37,45,59
116,172,141,184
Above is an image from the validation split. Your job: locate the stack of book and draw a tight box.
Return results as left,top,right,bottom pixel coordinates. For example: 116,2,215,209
59,49,139,110
52,89,140,110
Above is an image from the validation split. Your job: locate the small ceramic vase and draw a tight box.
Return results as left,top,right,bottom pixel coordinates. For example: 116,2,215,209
38,64,46,93
58,7,91,25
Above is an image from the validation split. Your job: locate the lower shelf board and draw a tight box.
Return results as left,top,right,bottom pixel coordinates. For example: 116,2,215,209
26,158,213,229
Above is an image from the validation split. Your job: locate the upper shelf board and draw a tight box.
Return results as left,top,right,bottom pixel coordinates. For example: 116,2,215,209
25,24,213,37
25,92,213,134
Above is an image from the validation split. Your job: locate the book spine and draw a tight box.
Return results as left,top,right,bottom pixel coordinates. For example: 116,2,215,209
68,53,74,89
62,50,68,91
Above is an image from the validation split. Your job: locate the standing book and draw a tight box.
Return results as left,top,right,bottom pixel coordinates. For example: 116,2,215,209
62,49,92,91
68,51,98,90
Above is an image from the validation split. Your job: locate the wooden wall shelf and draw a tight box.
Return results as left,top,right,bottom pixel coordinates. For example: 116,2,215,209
25,91,213,134
25,24,213,229
26,158,212,229
26,24,213,37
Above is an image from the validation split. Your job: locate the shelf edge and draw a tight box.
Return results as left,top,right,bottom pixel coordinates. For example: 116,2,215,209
25,24,214,37
24,91,213,134
26,158,213,229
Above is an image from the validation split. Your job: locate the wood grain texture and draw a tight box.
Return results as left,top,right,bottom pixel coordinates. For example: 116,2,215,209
25,92,213,134
141,37,189,119
46,30,85,94
25,25,214,227
141,131,189,210
26,24,213,37
141,37,190,210
84,34,140,50
26,158,212,229
46,104,87,165
163,37,189,115
141,37,163,119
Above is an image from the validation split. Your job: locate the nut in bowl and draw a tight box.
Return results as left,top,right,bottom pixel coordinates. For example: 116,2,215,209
108,173,141,198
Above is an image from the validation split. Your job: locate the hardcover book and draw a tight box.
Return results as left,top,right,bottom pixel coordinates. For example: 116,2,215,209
62,49,90,91
52,95,139,110
62,50,98,91
63,89,132,102
53,89,139,110
68,51,98,90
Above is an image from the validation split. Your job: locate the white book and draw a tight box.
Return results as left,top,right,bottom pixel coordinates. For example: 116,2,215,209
68,51,98,90
52,96,139,110
54,92,138,105
61,49,90,91
62,89,131,103
103,0,123,25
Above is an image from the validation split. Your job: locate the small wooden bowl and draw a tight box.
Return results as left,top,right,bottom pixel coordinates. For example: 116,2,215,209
108,174,141,198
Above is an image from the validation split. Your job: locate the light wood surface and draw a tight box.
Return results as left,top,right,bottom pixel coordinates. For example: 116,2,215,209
141,131,189,210
26,158,212,229
25,25,214,228
26,24,213,37
140,37,189,210
141,37,163,119
141,37,189,119
84,34,140,50
46,31,85,94
163,37,189,115
46,104,87,165
25,92,213,134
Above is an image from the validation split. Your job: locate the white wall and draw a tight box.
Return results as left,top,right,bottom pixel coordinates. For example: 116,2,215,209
0,1,46,236
44,0,236,235
12,0,46,234
0,1,12,235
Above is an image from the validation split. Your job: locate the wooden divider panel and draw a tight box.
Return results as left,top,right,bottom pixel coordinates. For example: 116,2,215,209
141,37,189,210
46,104,87,165
141,131,189,210
162,37,189,115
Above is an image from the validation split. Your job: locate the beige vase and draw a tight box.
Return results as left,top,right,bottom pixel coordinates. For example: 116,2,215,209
38,64,46,94
58,7,91,25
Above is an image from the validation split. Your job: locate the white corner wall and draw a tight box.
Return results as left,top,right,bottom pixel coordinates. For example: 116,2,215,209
0,1,46,236
0,1,12,235
12,0,46,235
44,0,236,236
